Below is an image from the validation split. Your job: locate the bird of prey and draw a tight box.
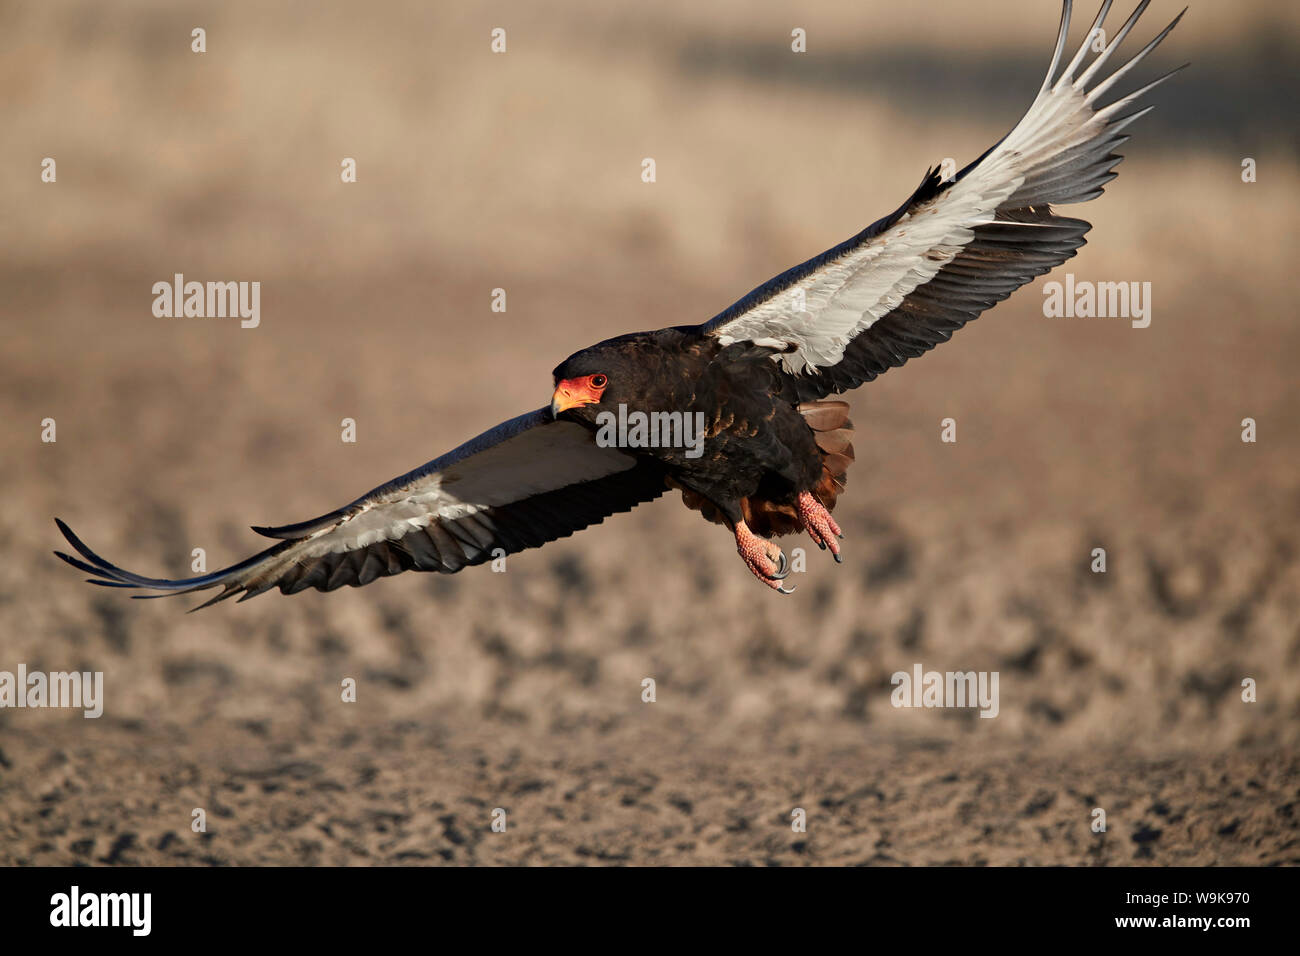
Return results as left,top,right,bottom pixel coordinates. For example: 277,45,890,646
56,0,1183,606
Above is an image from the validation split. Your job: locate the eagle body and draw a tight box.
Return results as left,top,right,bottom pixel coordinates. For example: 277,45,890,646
552,331,837,533
55,1,1185,605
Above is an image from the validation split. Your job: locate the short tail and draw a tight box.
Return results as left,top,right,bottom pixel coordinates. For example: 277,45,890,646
799,400,855,511
738,401,855,536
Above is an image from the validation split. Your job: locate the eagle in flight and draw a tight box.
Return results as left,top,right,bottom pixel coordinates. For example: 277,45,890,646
56,1,1183,606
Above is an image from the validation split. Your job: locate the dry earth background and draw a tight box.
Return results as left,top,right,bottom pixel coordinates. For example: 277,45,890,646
1,0,1298,865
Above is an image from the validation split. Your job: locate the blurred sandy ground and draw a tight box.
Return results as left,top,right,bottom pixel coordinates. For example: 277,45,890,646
0,0,1297,864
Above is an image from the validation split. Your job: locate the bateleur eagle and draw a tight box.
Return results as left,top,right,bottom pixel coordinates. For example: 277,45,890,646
55,0,1184,606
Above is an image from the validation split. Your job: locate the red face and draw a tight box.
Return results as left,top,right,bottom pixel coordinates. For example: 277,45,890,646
550,373,608,416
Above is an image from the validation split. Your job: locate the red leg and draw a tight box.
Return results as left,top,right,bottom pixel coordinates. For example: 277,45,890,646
797,491,843,562
734,521,795,593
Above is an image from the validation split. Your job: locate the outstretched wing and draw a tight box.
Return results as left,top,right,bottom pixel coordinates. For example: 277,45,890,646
698,0,1185,401
55,409,667,609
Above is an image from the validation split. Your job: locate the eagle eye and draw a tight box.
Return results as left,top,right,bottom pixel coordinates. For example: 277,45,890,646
590,374,608,389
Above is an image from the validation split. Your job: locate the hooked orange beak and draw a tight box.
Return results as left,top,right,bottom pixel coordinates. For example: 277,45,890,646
551,375,607,417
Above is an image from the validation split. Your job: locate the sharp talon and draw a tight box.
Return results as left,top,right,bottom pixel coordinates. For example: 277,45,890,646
735,520,797,592
797,491,845,564
777,583,796,594
771,550,789,580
